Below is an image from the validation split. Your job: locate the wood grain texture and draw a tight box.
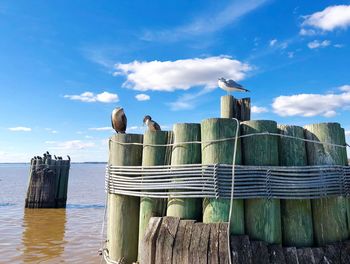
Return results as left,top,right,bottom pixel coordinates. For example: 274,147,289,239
155,217,180,264
202,118,244,235
241,120,281,244
172,220,195,264
304,123,349,246
278,125,313,247
139,217,162,264
166,123,202,220
107,133,143,264
138,131,170,259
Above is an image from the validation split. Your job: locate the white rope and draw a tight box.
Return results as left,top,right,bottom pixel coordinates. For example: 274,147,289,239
228,118,239,264
109,131,349,149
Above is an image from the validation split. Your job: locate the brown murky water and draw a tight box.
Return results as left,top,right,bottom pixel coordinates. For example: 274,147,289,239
0,164,106,263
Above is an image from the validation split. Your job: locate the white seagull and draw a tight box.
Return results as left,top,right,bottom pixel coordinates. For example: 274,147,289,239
218,77,249,94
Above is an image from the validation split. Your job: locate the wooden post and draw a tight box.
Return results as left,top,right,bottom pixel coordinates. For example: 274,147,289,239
108,134,143,263
201,118,244,234
278,125,313,247
138,131,170,259
241,120,282,244
166,123,202,220
220,95,251,120
304,123,349,246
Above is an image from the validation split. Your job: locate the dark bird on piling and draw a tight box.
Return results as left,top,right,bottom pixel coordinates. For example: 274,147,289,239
58,156,62,160
111,107,127,133
67,155,71,161
54,155,57,160
143,115,161,132
46,151,50,155
218,77,249,95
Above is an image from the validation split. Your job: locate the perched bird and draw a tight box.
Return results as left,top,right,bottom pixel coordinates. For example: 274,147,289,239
218,77,249,94
54,155,57,160
111,107,127,133
143,115,161,132
67,155,71,161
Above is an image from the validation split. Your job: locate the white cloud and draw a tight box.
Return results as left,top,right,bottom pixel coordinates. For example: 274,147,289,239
89,127,113,131
64,91,119,103
135,94,150,101
114,56,252,92
52,140,95,150
307,40,331,49
334,44,345,48
269,39,277,46
252,106,268,113
272,85,350,117
141,0,269,41
287,52,294,58
302,5,350,32
45,128,58,134
340,85,350,92
8,127,31,132
345,131,350,137
299,28,316,36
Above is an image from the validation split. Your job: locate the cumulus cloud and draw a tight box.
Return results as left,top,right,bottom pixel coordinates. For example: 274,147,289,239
8,127,31,132
307,40,331,49
302,5,350,32
345,131,350,136
272,85,350,117
89,127,113,131
251,106,268,114
64,91,119,103
114,56,252,92
135,94,150,101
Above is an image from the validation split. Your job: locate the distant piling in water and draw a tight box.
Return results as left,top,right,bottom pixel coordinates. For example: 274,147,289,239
25,153,71,208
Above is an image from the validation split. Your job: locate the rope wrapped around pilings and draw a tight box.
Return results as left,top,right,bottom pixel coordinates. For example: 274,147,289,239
105,164,350,200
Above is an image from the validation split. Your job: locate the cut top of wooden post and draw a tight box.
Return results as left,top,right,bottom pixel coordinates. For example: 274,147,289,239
220,95,251,121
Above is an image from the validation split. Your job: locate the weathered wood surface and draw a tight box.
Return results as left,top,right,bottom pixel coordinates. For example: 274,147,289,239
269,245,286,264
155,217,180,264
278,124,313,247
231,235,252,264
172,220,195,264
283,247,298,264
202,118,244,235
25,154,71,209
25,168,58,208
241,120,281,244
166,123,202,220
138,130,170,260
304,123,349,246
107,133,143,264
141,217,350,264
139,217,162,264
251,241,269,264
220,95,251,121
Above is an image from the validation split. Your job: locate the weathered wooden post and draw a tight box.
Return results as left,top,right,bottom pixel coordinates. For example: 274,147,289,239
25,154,71,209
201,118,244,234
138,131,171,259
220,95,250,120
108,134,143,263
278,125,313,247
241,120,282,244
56,159,70,208
304,123,349,246
166,123,202,220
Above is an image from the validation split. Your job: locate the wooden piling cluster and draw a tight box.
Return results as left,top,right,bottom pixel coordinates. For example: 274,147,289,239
106,95,349,263
25,153,71,208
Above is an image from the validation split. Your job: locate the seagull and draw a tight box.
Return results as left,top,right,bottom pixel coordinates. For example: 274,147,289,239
218,77,249,94
143,115,161,132
111,107,127,133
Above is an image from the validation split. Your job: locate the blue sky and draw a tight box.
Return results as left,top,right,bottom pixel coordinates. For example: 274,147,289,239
0,0,349,162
